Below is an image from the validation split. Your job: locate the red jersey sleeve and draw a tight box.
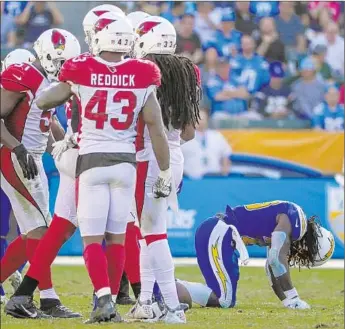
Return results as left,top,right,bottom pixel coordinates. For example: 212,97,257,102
193,64,201,86
58,58,80,84
0,63,39,93
137,59,161,88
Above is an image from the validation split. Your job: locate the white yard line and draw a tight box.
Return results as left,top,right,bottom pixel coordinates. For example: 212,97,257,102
53,257,344,269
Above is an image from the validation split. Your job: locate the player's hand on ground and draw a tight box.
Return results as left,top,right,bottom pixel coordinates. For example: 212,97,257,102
283,297,311,310
153,169,172,198
52,133,77,160
12,144,38,180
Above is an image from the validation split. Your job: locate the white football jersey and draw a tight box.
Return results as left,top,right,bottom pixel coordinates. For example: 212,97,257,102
59,56,161,155
1,63,53,153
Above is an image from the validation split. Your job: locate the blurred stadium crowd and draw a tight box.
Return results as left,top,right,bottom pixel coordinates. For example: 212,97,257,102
1,1,344,131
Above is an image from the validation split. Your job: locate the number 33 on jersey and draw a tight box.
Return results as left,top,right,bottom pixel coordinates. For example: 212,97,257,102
58,55,161,155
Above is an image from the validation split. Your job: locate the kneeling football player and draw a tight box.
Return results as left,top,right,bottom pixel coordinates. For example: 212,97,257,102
177,201,335,310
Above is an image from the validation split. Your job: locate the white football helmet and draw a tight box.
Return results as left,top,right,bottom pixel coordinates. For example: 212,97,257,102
127,11,150,31
1,49,35,72
34,28,81,81
93,12,134,55
134,16,176,58
83,4,125,48
313,227,335,267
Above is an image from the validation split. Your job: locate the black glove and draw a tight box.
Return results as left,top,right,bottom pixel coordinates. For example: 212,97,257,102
12,144,38,180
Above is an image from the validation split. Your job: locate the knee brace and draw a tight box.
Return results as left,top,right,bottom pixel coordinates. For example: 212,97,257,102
268,231,287,278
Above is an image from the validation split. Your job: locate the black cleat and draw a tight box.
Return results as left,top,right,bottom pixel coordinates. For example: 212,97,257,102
117,295,136,305
5,295,51,319
40,299,81,318
85,294,121,324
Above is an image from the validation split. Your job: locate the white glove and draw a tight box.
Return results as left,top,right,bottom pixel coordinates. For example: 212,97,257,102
52,133,77,161
283,297,311,310
152,168,172,199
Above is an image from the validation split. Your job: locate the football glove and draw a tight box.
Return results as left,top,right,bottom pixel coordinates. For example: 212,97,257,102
12,144,38,180
52,133,77,161
283,297,311,309
153,169,172,199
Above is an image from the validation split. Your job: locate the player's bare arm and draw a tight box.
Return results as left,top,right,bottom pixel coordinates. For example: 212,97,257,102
36,82,73,111
143,91,170,171
1,88,38,179
70,96,80,134
180,124,195,143
0,89,25,150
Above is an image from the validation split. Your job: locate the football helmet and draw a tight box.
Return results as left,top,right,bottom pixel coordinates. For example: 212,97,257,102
93,12,134,55
127,11,150,31
313,227,335,267
83,4,125,48
34,29,81,81
134,16,176,58
1,49,35,72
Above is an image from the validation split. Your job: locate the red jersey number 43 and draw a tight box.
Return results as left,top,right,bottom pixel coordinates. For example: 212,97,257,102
84,90,137,130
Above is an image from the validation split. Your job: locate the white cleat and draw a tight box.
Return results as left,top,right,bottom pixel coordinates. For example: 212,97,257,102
0,295,8,306
284,298,311,310
164,308,186,324
126,299,153,320
143,301,167,323
9,271,22,293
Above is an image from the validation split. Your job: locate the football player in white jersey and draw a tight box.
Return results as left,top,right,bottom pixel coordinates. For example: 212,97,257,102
127,16,201,324
2,29,81,319
34,13,172,323
6,5,128,317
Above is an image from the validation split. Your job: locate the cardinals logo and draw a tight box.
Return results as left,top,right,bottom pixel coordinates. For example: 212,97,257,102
51,30,66,51
136,21,161,37
94,18,116,33
93,10,110,17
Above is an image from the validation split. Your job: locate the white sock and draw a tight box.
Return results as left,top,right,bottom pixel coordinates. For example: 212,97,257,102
112,295,117,303
148,239,179,310
96,287,111,299
284,288,298,300
40,288,59,300
139,240,155,302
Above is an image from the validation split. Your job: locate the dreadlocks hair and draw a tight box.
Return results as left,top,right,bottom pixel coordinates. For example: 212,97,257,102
289,216,321,269
144,53,201,131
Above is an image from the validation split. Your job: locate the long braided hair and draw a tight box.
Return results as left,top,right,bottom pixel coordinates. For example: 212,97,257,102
144,53,201,131
289,216,321,269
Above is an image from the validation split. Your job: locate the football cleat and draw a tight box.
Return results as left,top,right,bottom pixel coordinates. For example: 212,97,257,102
40,299,81,318
85,294,120,324
164,306,186,324
5,295,51,319
9,271,23,293
283,297,311,310
127,299,153,320
0,295,8,306
117,295,136,305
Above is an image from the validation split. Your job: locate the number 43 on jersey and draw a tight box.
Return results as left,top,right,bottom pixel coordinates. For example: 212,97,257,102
84,90,137,130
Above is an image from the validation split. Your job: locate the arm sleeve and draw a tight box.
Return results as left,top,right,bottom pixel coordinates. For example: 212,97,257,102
0,64,32,92
58,58,80,84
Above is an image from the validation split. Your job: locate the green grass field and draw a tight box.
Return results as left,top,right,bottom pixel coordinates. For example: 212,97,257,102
1,265,344,329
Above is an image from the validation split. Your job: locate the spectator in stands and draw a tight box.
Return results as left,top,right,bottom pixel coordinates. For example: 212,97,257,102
257,17,286,63
176,13,203,65
249,1,280,19
205,57,250,120
285,44,337,86
274,2,306,56
251,61,294,119
312,85,344,131
235,1,258,37
340,84,344,105
231,35,270,94
161,2,185,26
292,57,325,119
205,8,242,60
305,3,332,43
182,109,232,179
308,1,342,23
1,1,28,46
194,2,220,46
15,1,63,47
199,47,218,89
311,22,344,78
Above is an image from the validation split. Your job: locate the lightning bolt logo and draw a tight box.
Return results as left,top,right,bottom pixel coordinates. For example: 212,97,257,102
211,238,227,297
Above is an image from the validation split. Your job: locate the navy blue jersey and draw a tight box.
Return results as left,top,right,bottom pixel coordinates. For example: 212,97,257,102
224,201,308,245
